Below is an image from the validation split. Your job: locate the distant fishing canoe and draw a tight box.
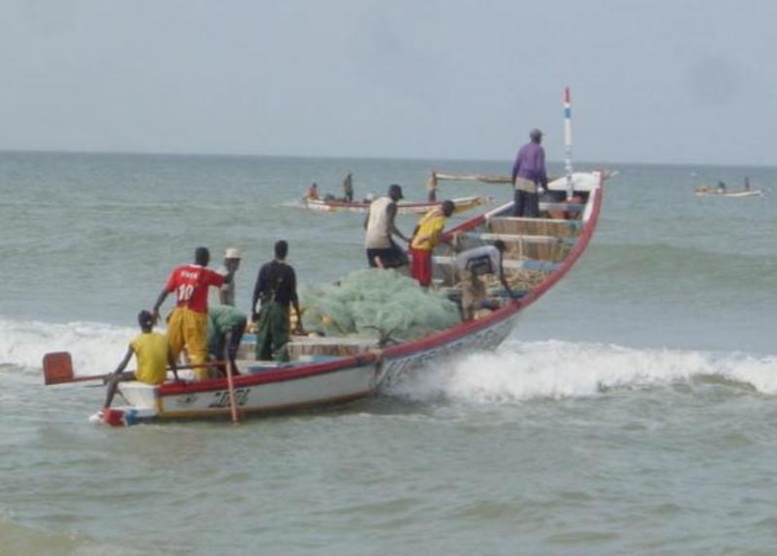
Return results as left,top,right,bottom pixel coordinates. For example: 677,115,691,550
695,186,763,198
299,195,489,215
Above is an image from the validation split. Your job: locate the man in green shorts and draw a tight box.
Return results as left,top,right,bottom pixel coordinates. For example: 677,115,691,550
251,240,302,361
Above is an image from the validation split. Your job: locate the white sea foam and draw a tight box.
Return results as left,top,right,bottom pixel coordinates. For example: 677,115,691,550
0,318,136,375
4,317,777,398
387,339,777,402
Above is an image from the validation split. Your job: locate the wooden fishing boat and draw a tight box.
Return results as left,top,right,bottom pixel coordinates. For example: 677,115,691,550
42,170,608,427
299,195,489,214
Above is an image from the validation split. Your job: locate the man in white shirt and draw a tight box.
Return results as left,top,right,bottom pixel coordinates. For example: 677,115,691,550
210,247,242,307
363,184,411,269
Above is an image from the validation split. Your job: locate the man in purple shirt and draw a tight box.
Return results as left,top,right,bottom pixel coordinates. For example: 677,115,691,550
511,128,549,217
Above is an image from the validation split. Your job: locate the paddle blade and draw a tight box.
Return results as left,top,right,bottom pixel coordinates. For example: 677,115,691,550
43,352,75,385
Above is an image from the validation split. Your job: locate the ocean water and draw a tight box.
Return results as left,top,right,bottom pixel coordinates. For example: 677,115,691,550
1,151,776,555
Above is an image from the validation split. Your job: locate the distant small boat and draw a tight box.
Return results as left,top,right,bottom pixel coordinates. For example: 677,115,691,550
299,195,489,215
695,186,763,198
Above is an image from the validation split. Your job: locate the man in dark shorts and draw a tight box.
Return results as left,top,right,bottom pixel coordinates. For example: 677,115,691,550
363,183,410,269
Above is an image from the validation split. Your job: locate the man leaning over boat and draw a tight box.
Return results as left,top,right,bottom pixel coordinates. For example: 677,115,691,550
409,199,455,288
364,184,411,269
208,304,247,377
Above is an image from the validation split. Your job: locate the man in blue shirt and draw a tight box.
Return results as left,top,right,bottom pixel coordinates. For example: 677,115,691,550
511,128,549,217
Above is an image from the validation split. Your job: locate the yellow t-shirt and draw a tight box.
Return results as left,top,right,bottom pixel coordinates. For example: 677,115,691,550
130,332,171,385
410,208,446,251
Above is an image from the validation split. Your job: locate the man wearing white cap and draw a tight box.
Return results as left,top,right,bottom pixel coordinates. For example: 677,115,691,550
215,248,241,306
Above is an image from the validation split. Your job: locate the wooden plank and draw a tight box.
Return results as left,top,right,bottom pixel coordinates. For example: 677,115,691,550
463,232,576,246
539,202,583,212
432,255,560,272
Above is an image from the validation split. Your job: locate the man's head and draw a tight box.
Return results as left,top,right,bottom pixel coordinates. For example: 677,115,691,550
274,240,289,260
529,128,543,143
388,184,404,202
138,310,154,332
194,247,210,266
493,239,507,252
441,200,455,217
224,247,241,271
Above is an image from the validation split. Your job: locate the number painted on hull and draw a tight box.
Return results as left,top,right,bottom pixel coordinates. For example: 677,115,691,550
208,388,251,408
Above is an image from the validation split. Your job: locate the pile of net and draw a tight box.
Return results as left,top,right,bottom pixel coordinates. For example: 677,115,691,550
299,269,460,342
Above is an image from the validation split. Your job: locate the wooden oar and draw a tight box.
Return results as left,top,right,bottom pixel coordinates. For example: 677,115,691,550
224,361,240,424
42,351,222,385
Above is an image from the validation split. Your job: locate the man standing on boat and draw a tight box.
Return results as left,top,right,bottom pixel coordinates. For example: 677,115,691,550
511,128,549,217
364,183,411,269
455,240,515,320
409,199,455,287
342,172,354,202
151,247,232,380
210,247,241,307
251,240,302,361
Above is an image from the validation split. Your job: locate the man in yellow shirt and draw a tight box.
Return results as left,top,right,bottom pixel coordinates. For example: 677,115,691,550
103,310,179,409
409,199,455,287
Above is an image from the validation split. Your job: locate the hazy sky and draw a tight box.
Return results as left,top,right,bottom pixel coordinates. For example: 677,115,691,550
1,0,774,165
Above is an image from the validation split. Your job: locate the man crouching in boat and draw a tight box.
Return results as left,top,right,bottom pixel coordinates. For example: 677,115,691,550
103,310,179,409
455,240,515,321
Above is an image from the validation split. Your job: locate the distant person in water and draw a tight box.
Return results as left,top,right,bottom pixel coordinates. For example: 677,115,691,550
342,172,354,202
511,128,549,217
717,181,726,193
744,176,750,191
306,183,319,200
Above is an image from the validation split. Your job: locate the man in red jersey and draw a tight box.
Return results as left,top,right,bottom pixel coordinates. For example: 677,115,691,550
151,247,232,380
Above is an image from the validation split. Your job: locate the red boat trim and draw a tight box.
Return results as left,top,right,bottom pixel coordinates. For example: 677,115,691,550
159,353,379,396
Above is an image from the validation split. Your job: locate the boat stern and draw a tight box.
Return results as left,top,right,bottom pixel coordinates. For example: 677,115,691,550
90,382,160,426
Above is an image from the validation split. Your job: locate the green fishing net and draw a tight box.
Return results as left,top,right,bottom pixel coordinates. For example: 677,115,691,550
299,269,460,342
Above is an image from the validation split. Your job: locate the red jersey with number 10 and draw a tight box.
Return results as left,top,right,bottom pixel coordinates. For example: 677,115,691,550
164,264,225,313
